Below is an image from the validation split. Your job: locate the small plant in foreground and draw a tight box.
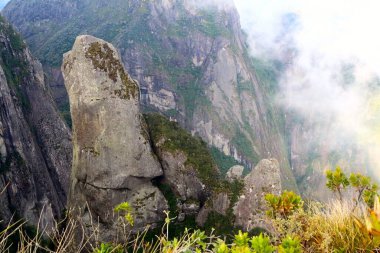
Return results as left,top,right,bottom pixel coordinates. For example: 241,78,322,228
278,236,302,253
265,191,303,218
114,202,134,226
354,196,380,245
250,233,275,253
93,242,123,253
326,167,349,202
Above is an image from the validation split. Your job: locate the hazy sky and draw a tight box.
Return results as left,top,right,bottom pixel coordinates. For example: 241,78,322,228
0,0,9,9
234,0,380,176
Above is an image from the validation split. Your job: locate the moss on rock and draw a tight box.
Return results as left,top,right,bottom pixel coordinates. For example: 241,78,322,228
85,42,138,100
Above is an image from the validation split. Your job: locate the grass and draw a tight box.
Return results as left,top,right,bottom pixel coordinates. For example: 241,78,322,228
2,172,380,252
3,200,377,252
270,200,380,252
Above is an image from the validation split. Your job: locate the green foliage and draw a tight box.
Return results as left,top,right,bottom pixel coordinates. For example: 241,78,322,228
210,147,248,176
114,202,134,226
250,233,275,253
326,167,350,201
212,231,276,253
213,239,230,253
93,242,123,253
265,191,303,218
325,168,379,207
278,237,302,253
144,113,220,189
234,230,250,247
231,129,260,165
363,183,379,208
0,17,31,112
349,173,379,208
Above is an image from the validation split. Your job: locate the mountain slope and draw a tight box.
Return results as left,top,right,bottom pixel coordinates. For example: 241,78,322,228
0,15,71,227
3,0,297,190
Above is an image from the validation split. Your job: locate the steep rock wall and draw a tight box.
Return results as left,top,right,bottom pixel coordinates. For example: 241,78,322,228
63,35,168,241
0,16,71,228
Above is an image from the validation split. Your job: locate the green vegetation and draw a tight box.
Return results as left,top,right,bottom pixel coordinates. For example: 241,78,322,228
210,146,248,176
144,113,220,189
145,113,246,237
326,167,350,202
265,191,303,219
0,17,31,112
326,167,379,208
2,169,380,252
84,42,138,100
231,129,260,165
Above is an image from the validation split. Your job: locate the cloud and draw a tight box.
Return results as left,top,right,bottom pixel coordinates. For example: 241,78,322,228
234,0,380,178
0,0,10,9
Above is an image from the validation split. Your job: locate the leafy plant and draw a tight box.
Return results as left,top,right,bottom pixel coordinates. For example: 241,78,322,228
326,167,350,202
93,242,123,253
265,191,303,218
354,196,380,246
250,233,275,253
349,173,378,209
278,236,302,253
114,202,134,226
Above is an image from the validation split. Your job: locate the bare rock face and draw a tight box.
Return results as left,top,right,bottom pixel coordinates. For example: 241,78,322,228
0,17,71,229
63,35,167,240
234,159,282,231
226,165,244,182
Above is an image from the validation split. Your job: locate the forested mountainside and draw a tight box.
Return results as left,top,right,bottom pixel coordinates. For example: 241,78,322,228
2,0,298,191
0,15,71,227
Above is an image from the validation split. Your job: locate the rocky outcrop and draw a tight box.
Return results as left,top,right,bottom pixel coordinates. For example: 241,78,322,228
226,165,244,182
234,159,282,231
0,16,71,228
3,0,298,191
63,35,167,240
144,113,219,222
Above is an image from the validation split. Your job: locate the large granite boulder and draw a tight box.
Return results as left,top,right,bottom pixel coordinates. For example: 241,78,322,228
63,35,167,242
233,159,282,231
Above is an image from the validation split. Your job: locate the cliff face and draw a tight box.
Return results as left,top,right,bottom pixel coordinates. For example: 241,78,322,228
0,16,71,227
3,0,297,190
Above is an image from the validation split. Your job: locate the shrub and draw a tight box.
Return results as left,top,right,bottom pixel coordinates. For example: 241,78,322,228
278,236,302,253
326,167,350,202
265,191,303,218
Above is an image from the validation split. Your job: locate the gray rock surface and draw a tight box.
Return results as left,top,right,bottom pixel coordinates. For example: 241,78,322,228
234,159,282,231
63,35,167,240
0,17,72,228
226,165,244,182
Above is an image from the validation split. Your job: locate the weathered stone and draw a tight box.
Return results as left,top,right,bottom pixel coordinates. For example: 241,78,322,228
0,18,71,229
159,150,206,202
234,159,282,231
63,35,167,241
196,192,230,226
226,165,244,182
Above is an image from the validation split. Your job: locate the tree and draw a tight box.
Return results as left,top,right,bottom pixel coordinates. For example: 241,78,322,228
326,167,349,202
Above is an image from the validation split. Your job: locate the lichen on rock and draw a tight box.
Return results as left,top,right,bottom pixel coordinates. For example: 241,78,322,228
85,41,139,100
